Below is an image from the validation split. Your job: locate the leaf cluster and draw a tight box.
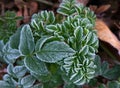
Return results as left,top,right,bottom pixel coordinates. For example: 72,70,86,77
1,0,119,88
0,11,22,42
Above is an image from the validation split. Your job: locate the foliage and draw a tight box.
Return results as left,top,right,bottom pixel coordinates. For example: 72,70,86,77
0,0,120,88
0,11,22,42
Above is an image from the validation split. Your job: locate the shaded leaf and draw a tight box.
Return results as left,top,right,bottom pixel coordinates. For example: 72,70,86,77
21,75,36,88
94,55,109,76
0,40,4,62
0,40,4,51
107,81,120,88
103,65,120,80
31,72,51,82
7,64,15,77
3,42,20,63
3,74,17,86
96,5,111,14
0,81,15,88
31,83,43,88
64,83,76,88
13,66,27,78
4,49,20,61
24,56,49,75
10,27,21,49
98,84,106,88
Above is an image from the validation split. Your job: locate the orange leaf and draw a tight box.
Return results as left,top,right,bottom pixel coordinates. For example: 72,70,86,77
77,0,89,6
23,5,29,23
96,5,111,14
89,5,97,12
95,19,120,55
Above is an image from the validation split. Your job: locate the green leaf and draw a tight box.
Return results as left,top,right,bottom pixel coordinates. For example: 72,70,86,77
103,65,120,80
36,41,75,63
0,40,4,51
70,72,86,85
31,19,40,30
107,81,120,88
94,55,120,80
94,55,101,76
7,64,15,77
75,4,96,22
98,84,106,88
46,69,63,87
101,61,109,75
63,56,96,85
13,66,27,78
31,83,43,88
0,40,4,62
74,26,83,42
21,75,36,88
88,78,97,87
32,11,55,24
81,18,91,26
35,37,48,52
46,25,57,32
48,11,55,24
10,27,21,49
0,81,15,88
87,33,98,46
24,56,49,75
3,74,12,82
35,36,63,52
43,72,63,88
79,45,89,55
19,24,35,56
57,0,76,16
31,72,51,82
3,74,17,86
3,42,20,63
4,48,20,62
64,83,76,88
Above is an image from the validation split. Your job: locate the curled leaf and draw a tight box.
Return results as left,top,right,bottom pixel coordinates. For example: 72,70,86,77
95,19,120,55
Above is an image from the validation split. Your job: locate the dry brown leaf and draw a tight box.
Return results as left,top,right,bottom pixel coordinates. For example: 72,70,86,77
15,1,38,24
28,1,38,15
23,5,29,23
15,0,26,9
77,0,89,6
95,19,120,55
96,5,111,14
89,5,97,12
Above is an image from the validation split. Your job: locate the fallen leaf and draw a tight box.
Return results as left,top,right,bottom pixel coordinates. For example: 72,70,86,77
14,0,26,9
89,5,97,12
95,5,111,14
15,1,38,24
29,1,38,15
16,10,22,26
77,0,89,6
95,19,120,55
23,5,29,23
